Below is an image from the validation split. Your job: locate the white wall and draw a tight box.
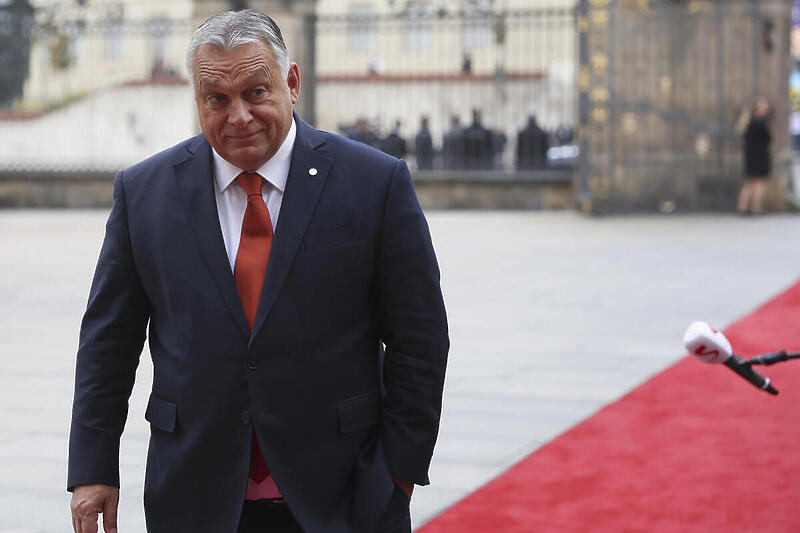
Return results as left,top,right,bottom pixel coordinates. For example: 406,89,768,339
0,84,195,172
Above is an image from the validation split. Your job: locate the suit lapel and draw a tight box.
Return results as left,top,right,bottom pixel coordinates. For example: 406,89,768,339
172,136,250,339
250,118,331,344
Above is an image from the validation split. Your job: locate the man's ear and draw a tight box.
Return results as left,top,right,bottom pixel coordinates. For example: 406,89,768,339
287,63,300,105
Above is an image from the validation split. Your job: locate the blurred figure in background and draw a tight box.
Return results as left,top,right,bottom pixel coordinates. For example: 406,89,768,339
348,117,380,149
516,114,550,169
461,52,472,74
415,116,434,169
463,109,492,169
737,97,772,215
381,119,407,159
442,115,465,169
491,127,507,169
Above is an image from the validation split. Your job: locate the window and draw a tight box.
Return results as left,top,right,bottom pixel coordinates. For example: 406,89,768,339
462,3,490,50
149,17,170,67
66,19,86,62
104,4,125,60
347,5,375,53
406,2,430,51
104,18,123,59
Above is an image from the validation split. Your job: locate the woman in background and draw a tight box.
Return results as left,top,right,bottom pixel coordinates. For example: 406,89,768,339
737,97,772,215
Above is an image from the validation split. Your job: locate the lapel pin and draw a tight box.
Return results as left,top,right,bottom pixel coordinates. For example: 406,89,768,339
308,167,318,177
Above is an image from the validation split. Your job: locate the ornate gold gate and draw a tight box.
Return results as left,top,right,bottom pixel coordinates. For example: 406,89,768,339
577,0,792,213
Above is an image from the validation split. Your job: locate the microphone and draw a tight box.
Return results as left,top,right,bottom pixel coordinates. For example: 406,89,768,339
683,321,778,395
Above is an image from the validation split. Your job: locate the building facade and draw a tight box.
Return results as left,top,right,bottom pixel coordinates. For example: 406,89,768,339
12,0,577,174
313,0,577,167
22,0,193,108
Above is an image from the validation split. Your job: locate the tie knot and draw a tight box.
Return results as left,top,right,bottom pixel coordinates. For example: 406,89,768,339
237,172,263,197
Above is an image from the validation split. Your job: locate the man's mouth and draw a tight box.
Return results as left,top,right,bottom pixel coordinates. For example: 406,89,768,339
228,131,260,142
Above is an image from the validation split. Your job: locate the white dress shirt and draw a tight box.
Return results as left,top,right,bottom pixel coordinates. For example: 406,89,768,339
213,118,297,272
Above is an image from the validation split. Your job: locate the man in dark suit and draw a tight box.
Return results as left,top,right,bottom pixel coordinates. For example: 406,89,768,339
463,109,492,169
380,120,407,160
414,116,434,170
516,115,550,170
442,116,465,169
68,10,448,533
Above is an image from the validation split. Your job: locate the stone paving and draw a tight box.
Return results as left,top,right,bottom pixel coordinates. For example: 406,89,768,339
1,209,799,533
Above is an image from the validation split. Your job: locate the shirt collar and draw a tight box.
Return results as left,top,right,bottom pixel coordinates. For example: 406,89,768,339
212,118,297,194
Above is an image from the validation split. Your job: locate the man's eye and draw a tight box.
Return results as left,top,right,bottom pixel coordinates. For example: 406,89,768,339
207,95,225,105
252,88,267,98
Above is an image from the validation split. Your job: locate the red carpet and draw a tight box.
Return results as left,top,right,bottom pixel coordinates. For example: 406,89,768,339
420,279,800,532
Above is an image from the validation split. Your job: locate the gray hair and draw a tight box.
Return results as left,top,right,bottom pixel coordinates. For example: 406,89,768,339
186,9,290,84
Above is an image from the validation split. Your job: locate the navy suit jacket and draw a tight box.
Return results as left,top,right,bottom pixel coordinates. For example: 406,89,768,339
68,115,449,533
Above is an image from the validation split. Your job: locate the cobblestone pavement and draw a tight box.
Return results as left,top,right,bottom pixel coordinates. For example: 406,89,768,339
1,210,798,532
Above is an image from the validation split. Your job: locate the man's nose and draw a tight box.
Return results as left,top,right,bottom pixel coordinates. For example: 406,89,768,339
228,98,253,128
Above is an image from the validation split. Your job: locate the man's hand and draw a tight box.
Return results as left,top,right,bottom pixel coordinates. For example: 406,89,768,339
70,484,119,533
392,478,414,501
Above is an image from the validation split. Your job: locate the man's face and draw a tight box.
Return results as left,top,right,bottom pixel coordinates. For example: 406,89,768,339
193,42,300,170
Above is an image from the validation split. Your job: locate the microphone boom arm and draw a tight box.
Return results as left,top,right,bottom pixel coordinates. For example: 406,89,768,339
747,351,800,367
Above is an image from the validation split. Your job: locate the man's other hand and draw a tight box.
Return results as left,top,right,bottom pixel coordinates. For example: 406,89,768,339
392,478,414,501
70,484,119,533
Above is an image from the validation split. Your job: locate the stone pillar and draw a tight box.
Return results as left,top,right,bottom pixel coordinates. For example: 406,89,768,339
191,0,317,124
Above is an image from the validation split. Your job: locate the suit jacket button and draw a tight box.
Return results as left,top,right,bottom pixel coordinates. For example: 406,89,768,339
241,410,251,425
247,358,257,370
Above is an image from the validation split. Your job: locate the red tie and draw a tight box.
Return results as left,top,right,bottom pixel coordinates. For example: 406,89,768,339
234,172,272,483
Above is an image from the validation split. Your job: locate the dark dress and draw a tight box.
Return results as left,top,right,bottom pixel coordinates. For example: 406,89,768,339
743,118,771,178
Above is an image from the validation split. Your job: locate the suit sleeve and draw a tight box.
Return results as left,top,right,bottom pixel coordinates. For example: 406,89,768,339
67,171,150,491
377,159,449,486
